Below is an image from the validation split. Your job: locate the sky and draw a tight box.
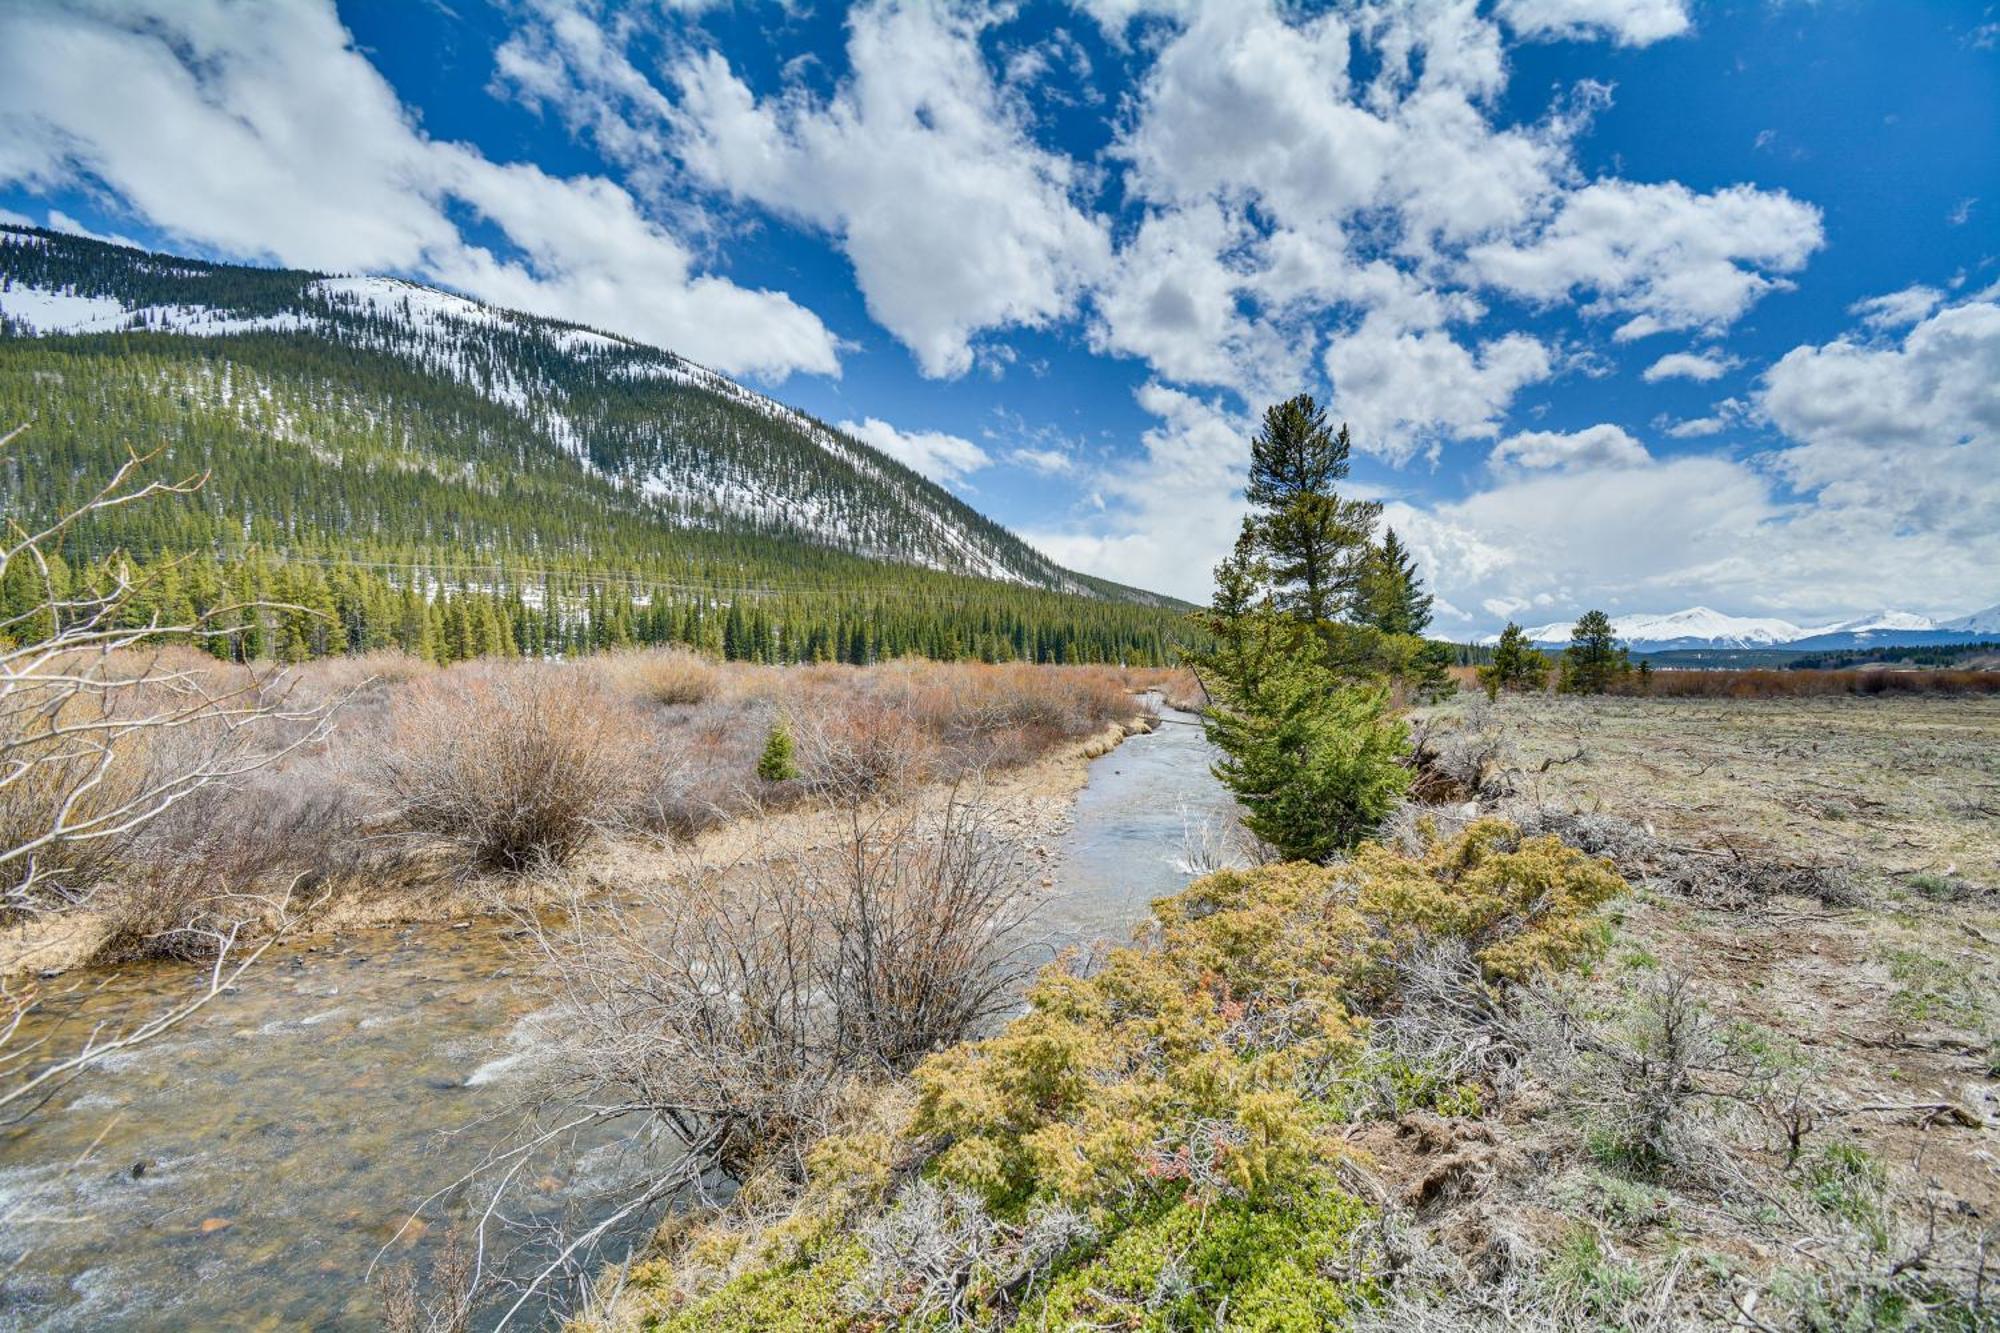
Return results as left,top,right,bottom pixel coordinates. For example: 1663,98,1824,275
1,0,1996,631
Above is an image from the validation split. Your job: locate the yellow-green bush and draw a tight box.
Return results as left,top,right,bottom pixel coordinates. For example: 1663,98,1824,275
627,821,1624,1331
917,820,1622,1216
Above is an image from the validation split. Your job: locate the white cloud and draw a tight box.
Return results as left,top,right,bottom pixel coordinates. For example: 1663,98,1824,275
837,416,992,486
1024,381,1252,601
1399,301,2000,632
1495,0,1692,47
1847,285,1944,331
1490,423,1650,470
665,2,1111,378
1323,320,1554,460
1759,299,2000,550
1009,448,1077,476
1089,201,1308,395
1642,350,1733,382
0,0,839,380
1470,180,1823,337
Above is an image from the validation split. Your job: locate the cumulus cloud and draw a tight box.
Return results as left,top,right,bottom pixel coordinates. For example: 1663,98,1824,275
837,416,992,486
1023,381,1252,600
1495,0,1692,47
1490,423,1650,470
1323,320,1554,460
0,0,839,380
1759,298,2000,545
1390,454,1780,628
1470,181,1824,338
1642,350,1733,382
665,2,1111,378
1401,301,2000,632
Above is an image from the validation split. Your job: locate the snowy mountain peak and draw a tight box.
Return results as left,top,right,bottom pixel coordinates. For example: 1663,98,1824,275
1504,607,1805,649
1941,603,2000,634
1487,604,1993,651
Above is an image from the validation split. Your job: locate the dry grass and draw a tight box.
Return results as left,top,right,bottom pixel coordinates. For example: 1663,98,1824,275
371,663,658,873
4,656,1150,976
1367,690,2000,1327
1641,667,2000,698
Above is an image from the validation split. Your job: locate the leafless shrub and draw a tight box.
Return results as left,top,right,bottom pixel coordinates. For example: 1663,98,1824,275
1509,806,1862,909
1370,938,1528,1098
845,1182,1095,1327
790,696,934,798
0,430,340,1118
372,662,650,874
375,1225,476,1333
526,788,1033,1172
1407,696,1514,803
590,647,720,708
400,790,1036,1324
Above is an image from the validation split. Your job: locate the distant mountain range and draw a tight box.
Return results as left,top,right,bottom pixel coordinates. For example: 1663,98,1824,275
1490,605,2000,652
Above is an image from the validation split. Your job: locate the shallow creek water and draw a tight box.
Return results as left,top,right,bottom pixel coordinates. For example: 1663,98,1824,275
0,707,1229,1330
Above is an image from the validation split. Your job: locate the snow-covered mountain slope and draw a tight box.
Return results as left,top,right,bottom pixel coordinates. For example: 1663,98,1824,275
1509,607,1807,650
1940,603,2000,635
1494,604,1996,651
0,225,1168,605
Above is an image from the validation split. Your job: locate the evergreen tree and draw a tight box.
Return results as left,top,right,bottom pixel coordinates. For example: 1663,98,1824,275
757,721,798,782
1205,654,1412,862
1559,610,1625,695
1478,623,1551,698
1360,527,1433,637
1243,396,1380,628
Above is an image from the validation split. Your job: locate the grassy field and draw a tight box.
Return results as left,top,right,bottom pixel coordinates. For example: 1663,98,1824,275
1397,691,2000,1326
591,690,1999,1331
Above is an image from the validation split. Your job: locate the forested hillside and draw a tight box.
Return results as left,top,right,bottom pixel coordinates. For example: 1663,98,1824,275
0,226,1185,664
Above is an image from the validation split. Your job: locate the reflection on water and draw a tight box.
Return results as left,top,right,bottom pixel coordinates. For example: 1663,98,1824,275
0,708,1228,1330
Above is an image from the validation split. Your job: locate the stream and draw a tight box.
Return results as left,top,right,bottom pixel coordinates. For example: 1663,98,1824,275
0,706,1230,1330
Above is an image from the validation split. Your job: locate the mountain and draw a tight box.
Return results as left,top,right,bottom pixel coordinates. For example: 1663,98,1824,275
1939,603,2000,635
0,224,1142,595
1497,605,1996,653
0,225,1186,665
1509,607,1808,651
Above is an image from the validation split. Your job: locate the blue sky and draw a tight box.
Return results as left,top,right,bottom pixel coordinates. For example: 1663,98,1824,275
2,0,1996,629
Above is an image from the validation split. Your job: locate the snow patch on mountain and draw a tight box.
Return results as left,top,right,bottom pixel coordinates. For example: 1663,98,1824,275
1488,603,1995,650
1940,603,2000,634
1504,607,1807,649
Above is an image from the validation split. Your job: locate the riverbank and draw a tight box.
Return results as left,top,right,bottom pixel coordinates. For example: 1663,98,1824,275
0,693,1183,1331
2,655,1171,984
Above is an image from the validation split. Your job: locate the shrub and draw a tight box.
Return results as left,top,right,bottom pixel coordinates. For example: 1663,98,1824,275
914,820,1624,1217
757,720,800,782
593,647,719,707
1205,662,1412,862
373,663,648,873
532,792,1034,1181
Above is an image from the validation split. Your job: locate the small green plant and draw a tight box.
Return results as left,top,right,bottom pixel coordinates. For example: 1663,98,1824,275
1544,1226,1643,1319
758,720,799,782
1801,1143,1887,1233
1880,946,1983,1025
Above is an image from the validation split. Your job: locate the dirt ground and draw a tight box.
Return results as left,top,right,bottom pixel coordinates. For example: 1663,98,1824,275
1414,691,2000,1321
